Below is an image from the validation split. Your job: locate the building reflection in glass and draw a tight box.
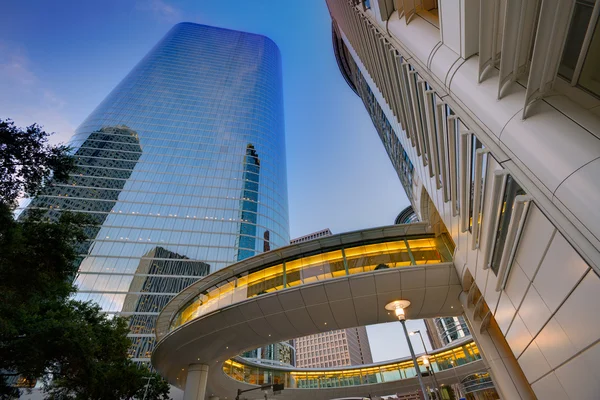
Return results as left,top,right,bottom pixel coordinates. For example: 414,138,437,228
237,144,260,262
332,23,414,201
24,125,142,263
123,246,210,360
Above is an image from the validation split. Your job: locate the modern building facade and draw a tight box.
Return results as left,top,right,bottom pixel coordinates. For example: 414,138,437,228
290,228,333,244
295,325,373,368
22,22,289,365
240,341,297,367
394,206,419,224
424,317,470,350
328,1,600,399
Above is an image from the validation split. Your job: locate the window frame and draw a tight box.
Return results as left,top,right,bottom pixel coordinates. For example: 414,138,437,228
489,174,526,276
560,0,600,96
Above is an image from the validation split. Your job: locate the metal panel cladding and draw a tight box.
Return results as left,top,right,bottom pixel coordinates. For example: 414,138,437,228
24,23,289,363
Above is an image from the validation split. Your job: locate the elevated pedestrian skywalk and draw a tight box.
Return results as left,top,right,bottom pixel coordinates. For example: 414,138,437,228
212,338,485,400
152,224,468,398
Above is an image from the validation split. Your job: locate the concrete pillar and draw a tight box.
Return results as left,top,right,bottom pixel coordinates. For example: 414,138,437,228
460,292,536,400
183,364,209,400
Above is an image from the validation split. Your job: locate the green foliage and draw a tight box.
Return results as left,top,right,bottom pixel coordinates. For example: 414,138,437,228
0,119,75,207
39,302,170,400
0,122,170,399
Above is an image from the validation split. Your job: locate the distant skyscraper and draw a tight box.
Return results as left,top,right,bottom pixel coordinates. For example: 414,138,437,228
290,228,333,244
291,229,373,368
394,206,419,225
424,317,471,350
23,22,289,364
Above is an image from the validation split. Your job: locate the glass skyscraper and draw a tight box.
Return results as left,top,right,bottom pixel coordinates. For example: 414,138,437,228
23,22,289,364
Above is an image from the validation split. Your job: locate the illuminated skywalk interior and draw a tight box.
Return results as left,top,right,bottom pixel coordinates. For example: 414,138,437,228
222,338,482,389
207,338,488,399
152,223,466,397
169,227,454,333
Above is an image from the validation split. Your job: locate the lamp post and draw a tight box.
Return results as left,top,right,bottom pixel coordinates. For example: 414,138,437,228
421,356,442,400
385,300,428,399
449,359,464,399
410,331,442,399
409,330,428,354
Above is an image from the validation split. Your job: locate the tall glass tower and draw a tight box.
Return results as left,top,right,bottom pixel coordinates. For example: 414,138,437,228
23,23,289,364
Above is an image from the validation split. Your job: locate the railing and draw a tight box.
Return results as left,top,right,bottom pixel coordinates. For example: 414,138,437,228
169,234,454,332
462,372,495,394
223,339,481,389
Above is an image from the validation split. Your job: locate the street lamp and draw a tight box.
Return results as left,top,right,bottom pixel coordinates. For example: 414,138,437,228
410,331,442,398
409,330,428,354
385,300,428,399
449,359,464,399
421,356,443,400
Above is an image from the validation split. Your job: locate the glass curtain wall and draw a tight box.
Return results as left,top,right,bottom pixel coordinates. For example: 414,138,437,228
21,23,289,364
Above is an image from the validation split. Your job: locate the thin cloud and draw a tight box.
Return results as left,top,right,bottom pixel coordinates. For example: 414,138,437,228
0,40,74,144
136,0,182,23
0,41,36,86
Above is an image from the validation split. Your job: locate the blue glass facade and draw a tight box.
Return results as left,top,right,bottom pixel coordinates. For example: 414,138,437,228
23,23,289,363
332,24,414,200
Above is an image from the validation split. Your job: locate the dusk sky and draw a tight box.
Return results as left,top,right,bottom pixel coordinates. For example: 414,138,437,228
0,1,431,360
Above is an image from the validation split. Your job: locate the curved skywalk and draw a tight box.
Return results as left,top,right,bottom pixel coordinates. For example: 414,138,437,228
211,338,485,400
152,223,465,394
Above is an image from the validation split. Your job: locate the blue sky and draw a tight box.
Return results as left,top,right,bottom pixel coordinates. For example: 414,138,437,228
1,0,430,360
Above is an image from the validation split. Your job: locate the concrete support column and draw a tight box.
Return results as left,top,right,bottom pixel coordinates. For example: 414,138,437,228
460,292,535,400
183,364,209,400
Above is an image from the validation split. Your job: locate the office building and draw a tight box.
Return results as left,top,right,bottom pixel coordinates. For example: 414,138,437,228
295,327,372,368
290,228,333,244
394,205,419,224
240,340,296,368
22,22,289,365
423,317,470,351
328,1,600,399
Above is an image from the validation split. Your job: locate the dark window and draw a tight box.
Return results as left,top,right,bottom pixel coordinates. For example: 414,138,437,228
559,1,600,97
490,175,525,275
559,0,595,80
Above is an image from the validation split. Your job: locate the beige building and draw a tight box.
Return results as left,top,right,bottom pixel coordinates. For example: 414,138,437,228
295,327,373,368
290,228,333,244
327,0,600,399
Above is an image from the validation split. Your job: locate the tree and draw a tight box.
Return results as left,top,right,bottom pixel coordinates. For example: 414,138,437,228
0,120,170,399
0,119,75,207
37,302,170,400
